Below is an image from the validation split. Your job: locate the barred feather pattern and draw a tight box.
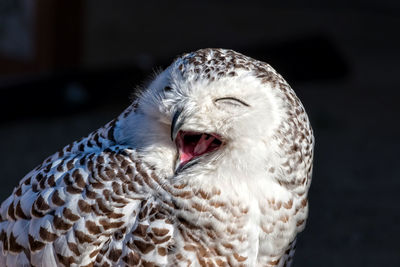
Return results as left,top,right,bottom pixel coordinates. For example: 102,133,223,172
0,115,297,267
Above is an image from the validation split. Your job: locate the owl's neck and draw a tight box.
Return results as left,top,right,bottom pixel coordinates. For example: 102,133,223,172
114,110,177,178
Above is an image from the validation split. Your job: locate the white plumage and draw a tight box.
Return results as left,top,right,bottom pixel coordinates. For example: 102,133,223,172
0,48,313,266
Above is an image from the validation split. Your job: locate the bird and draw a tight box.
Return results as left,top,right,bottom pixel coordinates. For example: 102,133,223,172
0,48,314,267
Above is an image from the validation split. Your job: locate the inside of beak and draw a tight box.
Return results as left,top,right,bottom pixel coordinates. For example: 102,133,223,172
175,131,223,168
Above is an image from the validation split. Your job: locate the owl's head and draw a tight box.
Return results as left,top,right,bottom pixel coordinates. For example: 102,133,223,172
117,49,313,194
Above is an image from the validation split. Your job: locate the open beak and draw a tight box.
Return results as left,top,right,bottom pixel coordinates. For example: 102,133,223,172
171,108,224,174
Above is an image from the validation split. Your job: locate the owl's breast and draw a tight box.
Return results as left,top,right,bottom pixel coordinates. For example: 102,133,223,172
168,196,259,266
159,177,308,266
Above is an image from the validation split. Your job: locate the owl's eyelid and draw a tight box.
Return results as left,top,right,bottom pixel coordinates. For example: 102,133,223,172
214,97,250,107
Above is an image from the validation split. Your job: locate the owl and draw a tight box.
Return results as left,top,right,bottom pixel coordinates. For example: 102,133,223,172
0,48,313,267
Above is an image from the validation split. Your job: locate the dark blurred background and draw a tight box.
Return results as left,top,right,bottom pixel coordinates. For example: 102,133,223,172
1,0,399,266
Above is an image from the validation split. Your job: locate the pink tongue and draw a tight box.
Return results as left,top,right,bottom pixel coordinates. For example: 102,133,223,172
180,153,192,164
179,134,215,164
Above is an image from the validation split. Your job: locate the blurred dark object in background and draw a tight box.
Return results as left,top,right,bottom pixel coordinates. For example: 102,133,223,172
0,1,399,266
0,1,350,123
0,0,83,75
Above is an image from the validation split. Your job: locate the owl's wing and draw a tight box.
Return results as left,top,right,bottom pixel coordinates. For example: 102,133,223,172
0,143,154,267
96,195,175,267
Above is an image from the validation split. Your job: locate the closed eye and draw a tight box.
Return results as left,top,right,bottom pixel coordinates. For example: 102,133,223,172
214,97,250,107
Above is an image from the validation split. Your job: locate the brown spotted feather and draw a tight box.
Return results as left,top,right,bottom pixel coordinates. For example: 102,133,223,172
0,49,313,267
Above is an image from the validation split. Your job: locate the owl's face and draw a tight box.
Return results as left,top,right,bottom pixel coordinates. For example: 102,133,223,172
137,63,283,180
117,48,312,197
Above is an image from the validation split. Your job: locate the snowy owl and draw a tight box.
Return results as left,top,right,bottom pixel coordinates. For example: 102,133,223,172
0,48,314,266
